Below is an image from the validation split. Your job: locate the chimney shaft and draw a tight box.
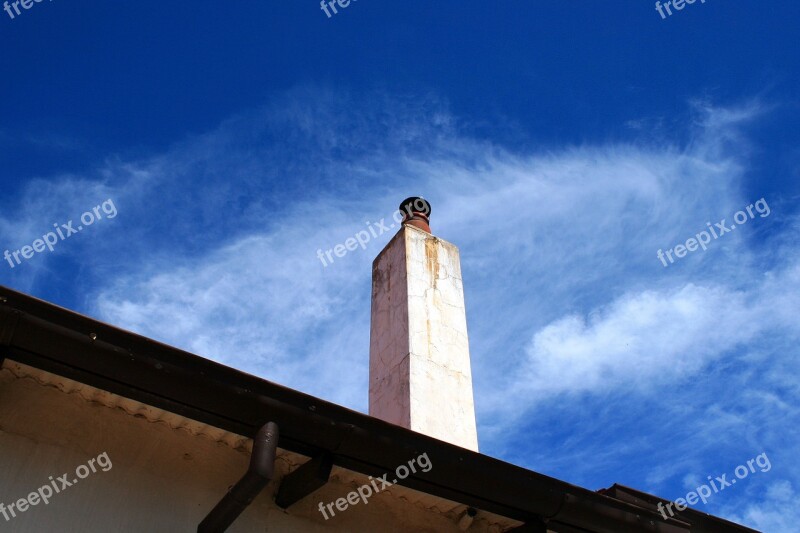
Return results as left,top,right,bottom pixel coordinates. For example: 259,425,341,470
368,202,479,451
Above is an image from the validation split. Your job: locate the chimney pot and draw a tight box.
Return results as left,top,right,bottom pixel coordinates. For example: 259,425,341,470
399,196,432,233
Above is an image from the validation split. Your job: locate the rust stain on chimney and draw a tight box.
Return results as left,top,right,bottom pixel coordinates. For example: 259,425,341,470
425,237,439,291
423,218,439,358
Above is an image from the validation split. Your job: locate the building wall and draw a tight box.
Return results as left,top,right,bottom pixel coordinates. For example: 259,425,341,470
0,361,513,533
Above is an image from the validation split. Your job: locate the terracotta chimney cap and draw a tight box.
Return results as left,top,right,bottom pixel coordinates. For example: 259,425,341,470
399,196,432,233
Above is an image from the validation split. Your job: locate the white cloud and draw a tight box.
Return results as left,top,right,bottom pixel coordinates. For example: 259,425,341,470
496,210,800,409
724,480,800,533
1,90,796,467
519,284,755,394
2,90,796,531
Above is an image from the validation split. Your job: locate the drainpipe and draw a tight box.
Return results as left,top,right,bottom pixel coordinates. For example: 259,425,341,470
198,422,279,533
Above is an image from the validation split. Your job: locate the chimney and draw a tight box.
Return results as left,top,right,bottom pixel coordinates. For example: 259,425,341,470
369,197,479,451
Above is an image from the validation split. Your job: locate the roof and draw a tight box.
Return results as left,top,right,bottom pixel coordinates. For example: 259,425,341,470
0,285,759,533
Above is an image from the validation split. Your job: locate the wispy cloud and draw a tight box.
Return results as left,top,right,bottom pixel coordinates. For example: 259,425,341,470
724,480,800,531
0,90,796,531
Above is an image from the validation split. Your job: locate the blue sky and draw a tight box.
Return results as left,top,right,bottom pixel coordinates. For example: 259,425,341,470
1,1,799,530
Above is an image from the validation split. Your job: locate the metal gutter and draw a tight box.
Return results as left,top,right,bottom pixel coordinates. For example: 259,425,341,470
598,485,758,533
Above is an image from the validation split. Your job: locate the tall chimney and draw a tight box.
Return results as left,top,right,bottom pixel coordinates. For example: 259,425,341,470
369,198,479,451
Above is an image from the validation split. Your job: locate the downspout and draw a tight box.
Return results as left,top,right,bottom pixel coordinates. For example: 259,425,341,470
198,422,279,533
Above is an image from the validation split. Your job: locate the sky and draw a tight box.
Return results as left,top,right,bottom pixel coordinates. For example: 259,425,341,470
1,1,799,531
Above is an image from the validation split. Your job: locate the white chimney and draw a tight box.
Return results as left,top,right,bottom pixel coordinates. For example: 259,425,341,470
368,198,479,451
